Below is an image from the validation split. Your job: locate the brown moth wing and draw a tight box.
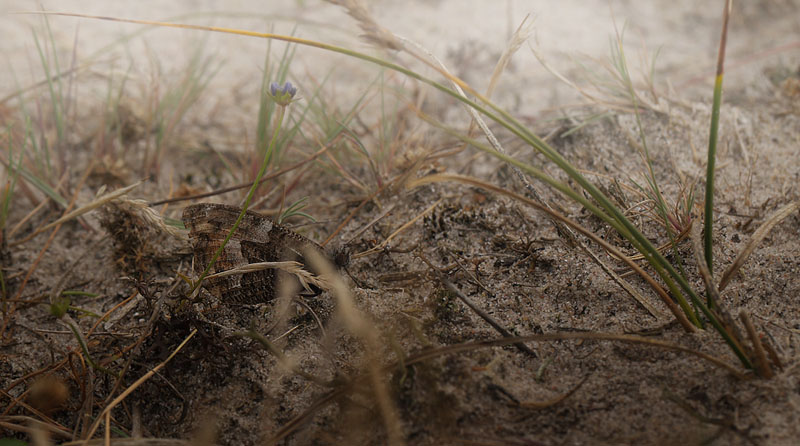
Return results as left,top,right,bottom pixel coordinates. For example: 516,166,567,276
182,203,323,304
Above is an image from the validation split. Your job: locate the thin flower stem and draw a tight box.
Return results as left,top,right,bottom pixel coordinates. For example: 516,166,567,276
190,104,287,294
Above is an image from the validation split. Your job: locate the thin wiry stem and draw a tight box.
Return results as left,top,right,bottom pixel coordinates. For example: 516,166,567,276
704,0,732,278
191,104,287,295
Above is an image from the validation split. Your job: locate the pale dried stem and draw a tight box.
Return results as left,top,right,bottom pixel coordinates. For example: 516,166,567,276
205,260,331,294
352,198,442,259
719,202,798,292
305,249,404,446
690,222,749,356
13,182,142,246
740,310,773,378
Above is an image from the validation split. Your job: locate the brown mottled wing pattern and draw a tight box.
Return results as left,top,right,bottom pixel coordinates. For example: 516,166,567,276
182,203,323,304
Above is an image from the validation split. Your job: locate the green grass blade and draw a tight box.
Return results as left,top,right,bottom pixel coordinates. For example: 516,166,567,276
704,0,732,276
704,76,723,274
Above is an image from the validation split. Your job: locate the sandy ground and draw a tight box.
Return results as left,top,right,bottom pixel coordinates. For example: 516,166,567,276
5,0,795,112
2,1,800,445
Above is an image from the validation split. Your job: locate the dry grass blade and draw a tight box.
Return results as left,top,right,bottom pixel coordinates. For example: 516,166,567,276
326,0,403,50
239,330,334,387
520,375,589,409
434,270,537,357
344,203,397,245
41,182,140,231
690,222,721,308
718,201,798,292
8,192,50,237
690,220,750,358
662,389,750,444
408,173,695,332
80,329,197,443
12,182,142,246
618,224,692,262
109,197,186,238
0,418,69,440
739,310,773,378
352,198,442,259
2,163,94,340
86,290,139,337
204,260,331,294
581,241,664,319
0,394,68,433
394,27,502,158
269,329,746,443
486,15,534,97
403,332,746,378
266,387,348,445
149,145,333,206
0,60,91,105
30,420,51,446
530,45,607,110
305,249,404,446
322,185,384,247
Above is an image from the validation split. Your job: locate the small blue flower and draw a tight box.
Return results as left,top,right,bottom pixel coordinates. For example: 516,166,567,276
269,81,298,105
